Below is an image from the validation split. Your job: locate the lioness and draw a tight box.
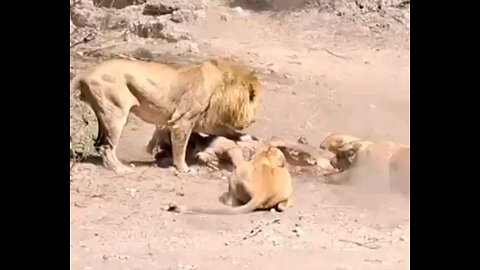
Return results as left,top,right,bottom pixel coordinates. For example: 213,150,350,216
388,146,410,197
170,145,293,215
320,133,410,196
146,125,257,170
319,133,373,173
70,58,262,173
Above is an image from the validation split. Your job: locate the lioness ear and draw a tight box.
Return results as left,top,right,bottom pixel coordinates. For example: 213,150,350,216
351,142,363,151
333,138,345,149
345,148,357,158
279,155,286,167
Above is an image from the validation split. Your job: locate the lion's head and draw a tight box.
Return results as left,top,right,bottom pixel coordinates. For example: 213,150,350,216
203,58,262,131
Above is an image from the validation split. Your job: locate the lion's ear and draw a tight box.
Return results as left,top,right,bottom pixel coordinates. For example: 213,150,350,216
223,71,235,85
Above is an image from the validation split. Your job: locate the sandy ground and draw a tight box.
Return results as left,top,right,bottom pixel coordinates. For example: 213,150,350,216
70,2,410,269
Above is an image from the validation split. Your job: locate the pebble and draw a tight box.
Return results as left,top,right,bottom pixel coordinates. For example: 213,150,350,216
232,6,243,15
220,14,230,21
125,188,137,197
292,227,304,237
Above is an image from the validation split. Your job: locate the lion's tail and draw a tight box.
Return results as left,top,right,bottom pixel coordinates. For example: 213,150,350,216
70,73,86,101
70,72,104,150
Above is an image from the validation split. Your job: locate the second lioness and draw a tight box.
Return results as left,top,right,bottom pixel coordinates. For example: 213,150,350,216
320,133,410,196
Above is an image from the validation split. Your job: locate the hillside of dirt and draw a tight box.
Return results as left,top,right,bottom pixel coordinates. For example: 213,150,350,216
70,0,410,269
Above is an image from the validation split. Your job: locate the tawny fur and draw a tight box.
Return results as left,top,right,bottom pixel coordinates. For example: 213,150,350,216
388,146,410,197
320,133,371,156
146,125,256,170
171,146,293,215
70,57,262,173
320,133,410,196
320,133,373,173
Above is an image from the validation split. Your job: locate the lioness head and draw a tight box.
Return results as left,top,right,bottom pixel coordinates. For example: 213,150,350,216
253,145,287,168
329,142,363,170
206,58,262,131
319,133,362,155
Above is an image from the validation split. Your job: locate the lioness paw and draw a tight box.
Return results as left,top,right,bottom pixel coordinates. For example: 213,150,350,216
113,165,135,174
196,152,219,170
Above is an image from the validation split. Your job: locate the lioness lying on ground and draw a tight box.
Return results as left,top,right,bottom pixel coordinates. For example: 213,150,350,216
146,125,257,170
70,57,262,173
169,145,293,215
320,133,410,197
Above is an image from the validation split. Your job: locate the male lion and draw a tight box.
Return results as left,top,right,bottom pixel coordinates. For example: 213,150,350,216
70,58,262,173
169,145,293,215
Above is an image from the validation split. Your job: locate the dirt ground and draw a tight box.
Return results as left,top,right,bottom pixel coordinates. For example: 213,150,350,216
70,1,410,269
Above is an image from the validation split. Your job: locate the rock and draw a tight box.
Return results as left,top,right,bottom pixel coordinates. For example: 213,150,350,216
162,23,193,42
220,14,230,21
130,19,166,38
171,9,198,23
70,0,103,28
70,27,97,48
297,136,308,144
267,235,282,246
267,64,279,74
130,18,192,41
125,188,137,197
232,6,243,15
194,9,206,19
132,47,154,60
94,0,146,9
292,227,304,237
103,13,129,30
177,263,196,270
143,0,179,16
118,254,130,260
175,40,199,54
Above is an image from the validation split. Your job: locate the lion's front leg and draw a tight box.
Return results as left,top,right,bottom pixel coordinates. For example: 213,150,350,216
170,125,193,172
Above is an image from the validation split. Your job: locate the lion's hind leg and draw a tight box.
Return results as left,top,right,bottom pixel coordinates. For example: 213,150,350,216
91,97,134,174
